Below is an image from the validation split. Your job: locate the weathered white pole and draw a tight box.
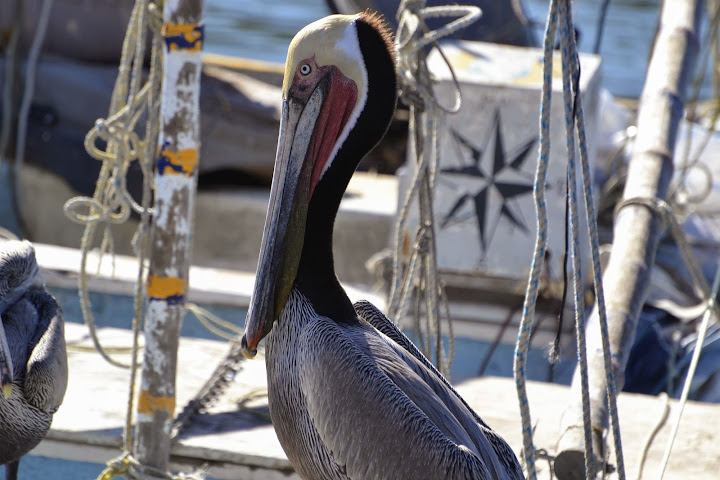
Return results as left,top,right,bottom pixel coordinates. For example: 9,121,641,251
554,0,703,478
134,0,204,474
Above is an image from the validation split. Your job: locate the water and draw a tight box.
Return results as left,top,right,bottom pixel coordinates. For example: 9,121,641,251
204,0,713,100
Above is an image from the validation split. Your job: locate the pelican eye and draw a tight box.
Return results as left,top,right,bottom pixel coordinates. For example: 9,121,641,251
299,63,311,76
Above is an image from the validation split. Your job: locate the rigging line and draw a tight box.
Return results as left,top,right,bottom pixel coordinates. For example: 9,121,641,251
563,1,627,477
634,393,669,480
12,0,54,240
0,0,25,238
668,4,720,204
63,0,160,371
557,1,594,475
390,0,480,373
548,168,571,381
72,0,147,369
656,258,720,479
0,0,22,165
592,0,613,54
513,1,558,477
479,307,519,377
125,4,162,454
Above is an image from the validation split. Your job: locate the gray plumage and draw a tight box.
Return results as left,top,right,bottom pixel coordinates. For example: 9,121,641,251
0,240,68,480
265,289,525,480
241,13,526,479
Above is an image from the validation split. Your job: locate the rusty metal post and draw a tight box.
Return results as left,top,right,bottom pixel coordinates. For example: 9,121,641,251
554,0,703,478
134,0,204,474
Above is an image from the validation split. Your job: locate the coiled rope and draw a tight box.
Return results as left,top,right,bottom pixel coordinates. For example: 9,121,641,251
389,0,481,375
63,0,161,371
56,1,218,478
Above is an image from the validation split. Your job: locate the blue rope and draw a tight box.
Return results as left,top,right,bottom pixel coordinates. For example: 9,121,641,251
515,1,627,478
557,1,594,476
561,2,627,478
513,1,558,478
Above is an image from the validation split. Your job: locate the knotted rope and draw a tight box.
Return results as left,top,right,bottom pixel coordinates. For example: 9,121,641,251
389,0,480,375
63,0,162,371
98,453,205,480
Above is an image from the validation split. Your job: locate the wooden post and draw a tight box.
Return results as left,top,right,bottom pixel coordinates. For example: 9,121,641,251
554,0,703,478
134,0,204,475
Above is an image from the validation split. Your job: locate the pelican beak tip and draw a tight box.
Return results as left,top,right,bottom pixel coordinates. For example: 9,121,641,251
240,334,258,360
2,383,12,399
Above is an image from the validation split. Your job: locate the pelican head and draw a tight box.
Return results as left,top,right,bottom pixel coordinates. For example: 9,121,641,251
241,12,396,358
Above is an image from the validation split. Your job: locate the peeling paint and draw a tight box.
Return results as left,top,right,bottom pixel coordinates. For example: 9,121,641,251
137,389,176,416
147,274,186,303
137,0,203,470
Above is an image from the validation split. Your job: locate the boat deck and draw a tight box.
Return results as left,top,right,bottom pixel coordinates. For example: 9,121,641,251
33,322,720,480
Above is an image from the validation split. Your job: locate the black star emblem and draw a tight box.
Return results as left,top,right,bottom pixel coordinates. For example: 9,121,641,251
439,110,538,256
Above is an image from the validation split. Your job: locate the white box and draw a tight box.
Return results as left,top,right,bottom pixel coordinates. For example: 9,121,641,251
398,40,602,284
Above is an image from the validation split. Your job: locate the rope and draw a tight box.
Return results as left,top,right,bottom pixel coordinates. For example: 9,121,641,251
8,0,54,239
668,1,720,209
185,303,244,341
634,393,669,480
561,0,627,477
0,0,22,164
515,1,628,478
556,1,594,476
611,193,720,479
389,0,480,375
63,0,161,370
0,0,25,237
513,0,557,476
655,239,720,479
616,197,720,321
98,453,206,480
592,0,613,54
52,1,205,478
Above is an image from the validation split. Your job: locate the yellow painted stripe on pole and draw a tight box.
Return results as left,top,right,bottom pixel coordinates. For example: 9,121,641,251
157,144,199,177
147,275,186,301
137,389,176,416
162,22,204,52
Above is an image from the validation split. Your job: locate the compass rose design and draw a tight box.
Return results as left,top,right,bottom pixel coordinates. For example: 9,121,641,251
439,110,538,256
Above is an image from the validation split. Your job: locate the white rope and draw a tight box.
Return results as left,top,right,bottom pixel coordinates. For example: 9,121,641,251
635,393,669,480
556,0,595,475
389,0,480,375
513,1,557,477
63,0,159,370
185,303,244,341
515,1,629,478
560,0,627,477
655,245,720,479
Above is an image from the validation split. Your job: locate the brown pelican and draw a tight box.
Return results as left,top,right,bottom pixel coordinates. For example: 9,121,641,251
240,12,524,480
0,240,68,480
